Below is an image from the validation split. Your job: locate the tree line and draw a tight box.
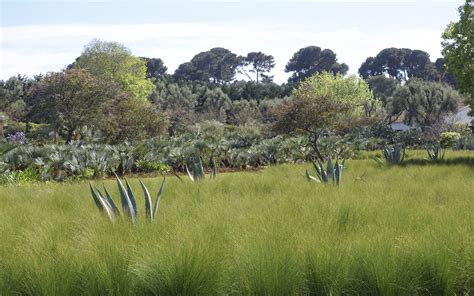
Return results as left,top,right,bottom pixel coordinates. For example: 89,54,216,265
0,0,471,146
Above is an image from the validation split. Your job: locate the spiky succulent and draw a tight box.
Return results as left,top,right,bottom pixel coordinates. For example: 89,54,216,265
185,157,217,182
306,157,344,185
426,143,445,162
89,175,165,223
381,145,405,164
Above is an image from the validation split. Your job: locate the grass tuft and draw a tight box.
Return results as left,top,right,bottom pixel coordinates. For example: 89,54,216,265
0,151,473,295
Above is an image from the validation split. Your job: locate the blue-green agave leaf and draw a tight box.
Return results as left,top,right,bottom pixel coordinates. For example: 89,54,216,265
139,179,153,223
185,165,195,182
89,182,103,211
327,157,334,183
306,169,320,182
312,161,320,176
152,176,166,220
125,178,138,217
115,174,136,223
96,189,115,222
334,161,341,185
103,185,119,214
198,157,205,179
317,159,328,183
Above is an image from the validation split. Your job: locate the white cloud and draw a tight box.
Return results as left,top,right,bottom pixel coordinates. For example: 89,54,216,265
1,22,445,83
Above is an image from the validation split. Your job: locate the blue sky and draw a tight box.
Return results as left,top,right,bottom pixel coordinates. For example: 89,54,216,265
0,0,464,82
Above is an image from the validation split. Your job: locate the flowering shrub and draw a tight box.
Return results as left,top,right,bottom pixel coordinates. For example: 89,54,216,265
440,132,461,148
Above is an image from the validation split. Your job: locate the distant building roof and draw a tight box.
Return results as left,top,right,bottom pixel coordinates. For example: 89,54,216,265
390,105,473,131
446,105,473,126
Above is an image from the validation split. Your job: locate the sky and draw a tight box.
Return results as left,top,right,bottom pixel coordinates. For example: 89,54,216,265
0,0,464,83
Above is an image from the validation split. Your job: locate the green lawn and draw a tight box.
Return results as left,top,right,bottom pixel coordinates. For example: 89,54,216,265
0,152,473,295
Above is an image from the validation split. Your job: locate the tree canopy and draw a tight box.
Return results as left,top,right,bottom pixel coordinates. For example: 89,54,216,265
142,57,168,80
274,72,376,159
358,48,437,82
441,0,473,112
239,52,275,84
74,39,154,101
390,79,462,129
285,46,348,84
27,69,121,142
0,75,34,122
173,47,241,84
27,69,167,143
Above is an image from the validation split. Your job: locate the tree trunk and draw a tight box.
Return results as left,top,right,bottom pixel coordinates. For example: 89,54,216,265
66,127,75,144
307,130,324,162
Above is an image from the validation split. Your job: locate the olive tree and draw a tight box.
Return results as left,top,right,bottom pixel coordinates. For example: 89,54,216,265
274,72,377,160
390,79,462,132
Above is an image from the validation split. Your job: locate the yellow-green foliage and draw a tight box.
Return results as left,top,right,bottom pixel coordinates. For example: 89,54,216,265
0,151,473,295
294,72,378,116
440,131,461,148
75,39,154,101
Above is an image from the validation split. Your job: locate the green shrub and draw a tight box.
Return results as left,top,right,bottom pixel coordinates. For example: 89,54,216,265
456,134,474,150
136,160,170,173
440,132,461,148
0,168,40,185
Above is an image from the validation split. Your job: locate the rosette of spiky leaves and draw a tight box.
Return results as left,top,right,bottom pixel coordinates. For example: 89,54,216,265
185,157,205,182
115,175,137,223
306,157,344,185
426,143,445,162
381,145,405,164
139,176,166,223
89,175,166,223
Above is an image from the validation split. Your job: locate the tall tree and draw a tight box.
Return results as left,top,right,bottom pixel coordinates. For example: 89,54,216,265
0,75,32,105
173,48,241,84
195,87,232,122
28,69,167,143
228,99,260,125
359,48,434,82
285,46,348,84
142,57,168,80
239,52,275,84
366,75,400,105
390,79,462,129
100,96,168,143
366,75,400,123
0,75,34,121
74,39,154,101
222,80,287,101
434,58,457,87
441,0,473,114
152,80,197,134
27,69,121,143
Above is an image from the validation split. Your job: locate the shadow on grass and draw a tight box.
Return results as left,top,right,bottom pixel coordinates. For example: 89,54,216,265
400,157,474,168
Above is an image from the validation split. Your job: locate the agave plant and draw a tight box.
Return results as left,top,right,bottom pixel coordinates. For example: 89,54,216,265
185,156,217,181
89,175,166,223
426,143,445,162
210,157,217,179
185,157,204,182
381,145,405,164
306,157,344,185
